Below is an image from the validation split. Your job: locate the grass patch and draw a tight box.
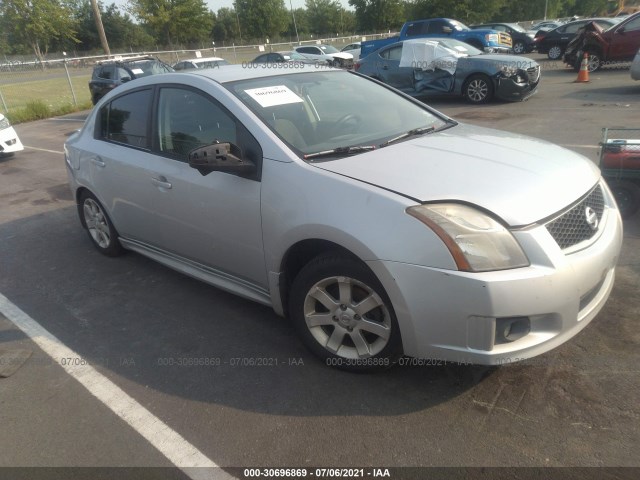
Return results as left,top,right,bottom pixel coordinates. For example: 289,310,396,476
0,69,92,119
7,99,93,124
0,69,93,123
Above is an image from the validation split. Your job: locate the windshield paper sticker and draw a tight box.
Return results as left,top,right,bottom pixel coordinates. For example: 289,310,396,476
131,68,144,74
245,85,303,108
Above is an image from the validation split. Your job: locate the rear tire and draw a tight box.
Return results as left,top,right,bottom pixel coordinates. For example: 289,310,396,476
78,191,124,256
547,45,563,60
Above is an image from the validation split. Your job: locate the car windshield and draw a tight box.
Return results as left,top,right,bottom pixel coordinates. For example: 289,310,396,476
129,60,172,76
226,70,448,160
435,38,483,56
509,23,527,33
320,45,339,54
603,17,624,30
450,20,470,31
284,51,305,60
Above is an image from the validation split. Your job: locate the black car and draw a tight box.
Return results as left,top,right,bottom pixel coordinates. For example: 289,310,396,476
535,18,622,59
250,51,316,64
89,56,173,105
471,23,535,54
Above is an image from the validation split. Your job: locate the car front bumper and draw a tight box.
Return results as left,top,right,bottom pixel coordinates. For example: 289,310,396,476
495,76,539,101
484,46,513,53
368,195,623,365
0,126,24,154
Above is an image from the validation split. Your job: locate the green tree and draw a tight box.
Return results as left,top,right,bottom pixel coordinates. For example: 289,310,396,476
570,0,609,16
127,0,212,48
305,0,341,35
71,1,152,52
212,7,240,43
408,0,508,24
0,0,79,61
348,0,406,32
234,0,289,40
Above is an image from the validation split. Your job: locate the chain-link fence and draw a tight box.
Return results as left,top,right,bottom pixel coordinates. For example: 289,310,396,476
600,128,640,218
0,32,395,118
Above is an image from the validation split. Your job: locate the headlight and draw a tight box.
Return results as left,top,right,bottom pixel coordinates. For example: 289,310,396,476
406,203,530,272
501,65,518,76
0,116,11,130
485,34,499,43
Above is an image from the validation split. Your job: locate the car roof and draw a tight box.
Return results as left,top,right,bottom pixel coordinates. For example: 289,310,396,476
402,37,454,45
96,55,156,65
183,64,339,83
181,57,227,63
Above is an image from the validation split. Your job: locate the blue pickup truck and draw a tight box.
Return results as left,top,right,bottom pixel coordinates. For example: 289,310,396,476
360,18,513,58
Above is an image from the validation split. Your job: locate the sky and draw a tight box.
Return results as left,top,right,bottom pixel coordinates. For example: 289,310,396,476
111,0,353,12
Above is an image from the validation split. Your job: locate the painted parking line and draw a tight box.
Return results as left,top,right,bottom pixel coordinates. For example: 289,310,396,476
0,292,232,480
25,145,65,154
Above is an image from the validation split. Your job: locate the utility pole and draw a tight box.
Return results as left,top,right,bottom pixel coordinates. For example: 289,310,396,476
90,0,111,56
289,0,300,44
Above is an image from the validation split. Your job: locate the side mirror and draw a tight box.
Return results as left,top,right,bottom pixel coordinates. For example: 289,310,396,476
442,27,453,34
121,76,132,83
617,26,626,34
188,142,256,176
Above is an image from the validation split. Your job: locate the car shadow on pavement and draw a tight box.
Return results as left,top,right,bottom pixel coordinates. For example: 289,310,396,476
0,206,498,417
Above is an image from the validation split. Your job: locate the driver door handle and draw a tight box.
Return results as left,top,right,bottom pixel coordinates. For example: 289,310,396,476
382,65,389,70
151,176,172,189
90,157,105,168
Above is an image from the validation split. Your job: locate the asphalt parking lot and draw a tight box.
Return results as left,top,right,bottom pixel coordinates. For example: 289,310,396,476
1,55,639,479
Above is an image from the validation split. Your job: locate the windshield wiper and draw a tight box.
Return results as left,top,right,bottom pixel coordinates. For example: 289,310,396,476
304,145,376,160
379,126,435,148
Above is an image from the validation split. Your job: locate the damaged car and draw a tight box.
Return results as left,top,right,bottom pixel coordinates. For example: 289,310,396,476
564,12,640,71
355,38,540,104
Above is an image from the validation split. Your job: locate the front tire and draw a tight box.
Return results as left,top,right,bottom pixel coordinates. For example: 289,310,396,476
586,51,601,72
513,41,526,54
289,253,402,372
463,74,494,104
79,191,124,256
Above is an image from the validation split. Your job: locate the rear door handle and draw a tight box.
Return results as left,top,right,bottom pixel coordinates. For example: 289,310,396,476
90,157,105,168
151,176,172,189
382,65,389,70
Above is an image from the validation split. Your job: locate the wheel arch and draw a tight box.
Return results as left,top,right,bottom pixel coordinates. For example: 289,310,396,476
277,238,370,318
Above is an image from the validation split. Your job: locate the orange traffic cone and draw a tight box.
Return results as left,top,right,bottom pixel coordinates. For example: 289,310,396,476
575,53,590,83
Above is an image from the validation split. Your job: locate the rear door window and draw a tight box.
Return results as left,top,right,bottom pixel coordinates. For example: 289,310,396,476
98,89,152,149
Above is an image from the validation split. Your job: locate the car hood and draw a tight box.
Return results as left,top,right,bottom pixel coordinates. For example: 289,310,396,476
327,52,353,60
314,124,600,226
467,53,538,68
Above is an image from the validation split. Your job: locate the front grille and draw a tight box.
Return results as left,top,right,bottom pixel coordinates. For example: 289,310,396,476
527,66,541,83
499,33,512,46
545,185,605,250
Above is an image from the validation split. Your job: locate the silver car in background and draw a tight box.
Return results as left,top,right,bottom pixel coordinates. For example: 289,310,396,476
65,65,622,371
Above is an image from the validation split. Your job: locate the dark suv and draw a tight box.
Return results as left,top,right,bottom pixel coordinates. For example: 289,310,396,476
470,23,535,54
89,56,173,105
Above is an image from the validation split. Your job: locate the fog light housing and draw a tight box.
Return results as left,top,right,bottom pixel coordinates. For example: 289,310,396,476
495,317,531,344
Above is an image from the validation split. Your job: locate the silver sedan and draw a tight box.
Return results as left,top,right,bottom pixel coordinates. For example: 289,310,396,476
65,65,622,371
